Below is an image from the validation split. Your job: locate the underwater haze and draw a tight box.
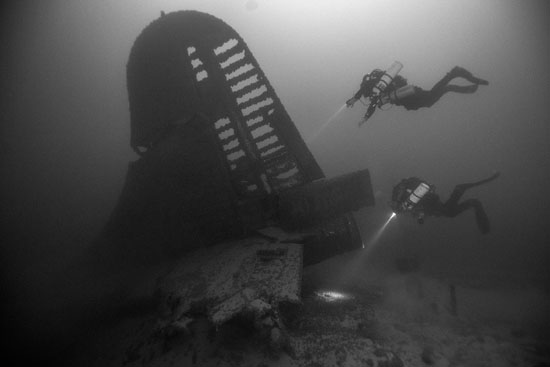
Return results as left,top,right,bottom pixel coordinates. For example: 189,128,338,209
1,0,549,362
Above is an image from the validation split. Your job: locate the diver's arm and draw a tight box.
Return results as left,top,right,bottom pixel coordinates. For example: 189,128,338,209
346,93,360,107
347,87,363,107
348,74,373,107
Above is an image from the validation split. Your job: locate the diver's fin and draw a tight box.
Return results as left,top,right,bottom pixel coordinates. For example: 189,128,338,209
474,77,489,86
451,66,489,85
476,171,501,185
456,172,500,191
475,205,491,234
346,97,357,108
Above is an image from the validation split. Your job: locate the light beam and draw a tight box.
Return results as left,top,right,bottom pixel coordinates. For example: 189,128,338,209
307,103,347,143
334,212,398,285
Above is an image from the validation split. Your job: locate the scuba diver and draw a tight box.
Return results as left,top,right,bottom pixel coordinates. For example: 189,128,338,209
346,65,489,123
389,172,500,234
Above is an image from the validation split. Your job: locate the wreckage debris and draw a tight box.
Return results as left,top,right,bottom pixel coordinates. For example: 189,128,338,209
89,10,376,359
94,10,374,269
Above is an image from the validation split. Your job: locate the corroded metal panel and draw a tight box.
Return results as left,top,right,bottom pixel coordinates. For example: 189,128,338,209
127,11,323,199
97,116,243,260
96,11,374,264
301,214,363,266
278,169,374,230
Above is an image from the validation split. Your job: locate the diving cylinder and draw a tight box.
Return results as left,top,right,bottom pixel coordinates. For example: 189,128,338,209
371,61,403,98
359,61,403,125
402,182,431,211
380,84,416,105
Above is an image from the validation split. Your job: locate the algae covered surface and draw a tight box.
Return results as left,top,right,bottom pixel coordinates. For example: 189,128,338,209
67,249,550,367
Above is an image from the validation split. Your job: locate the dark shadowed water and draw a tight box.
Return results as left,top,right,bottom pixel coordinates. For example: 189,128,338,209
1,0,549,364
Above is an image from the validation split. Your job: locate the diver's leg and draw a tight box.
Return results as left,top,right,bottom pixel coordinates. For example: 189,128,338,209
426,67,488,105
430,70,458,92
409,87,446,108
450,66,489,85
443,185,468,209
423,69,471,107
453,199,490,234
444,172,500,208
443,198,490,234
422,84,479,107
446,84,479,94
431,66,489,92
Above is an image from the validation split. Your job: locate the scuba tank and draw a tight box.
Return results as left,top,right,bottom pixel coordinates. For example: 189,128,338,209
379,84,416,105
359,61,403,126
400,182,432,212
372,61,403,98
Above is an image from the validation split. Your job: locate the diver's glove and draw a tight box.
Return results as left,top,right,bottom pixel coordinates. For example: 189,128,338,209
359,100,378,126
346,97,358,108
389,201,401,214
364,102,377,119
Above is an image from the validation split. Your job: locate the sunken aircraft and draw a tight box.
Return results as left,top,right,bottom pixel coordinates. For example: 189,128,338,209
92,10,375,347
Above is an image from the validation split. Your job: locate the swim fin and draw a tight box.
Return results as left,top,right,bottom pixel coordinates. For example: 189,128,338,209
455,171,500,192
475,204,491,234
451,66,489,85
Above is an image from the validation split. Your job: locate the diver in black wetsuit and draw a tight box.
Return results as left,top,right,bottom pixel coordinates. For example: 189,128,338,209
346,68,386,107
346,66,489,113
390,172,500,234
